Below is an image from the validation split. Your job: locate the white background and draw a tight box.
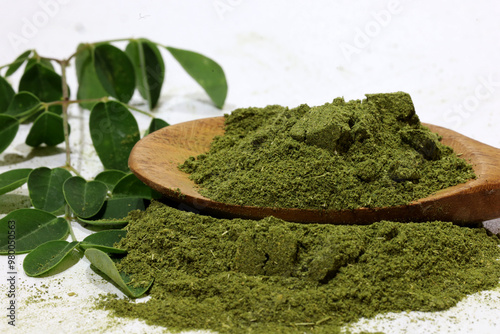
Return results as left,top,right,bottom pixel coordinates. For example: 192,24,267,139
1,1,500,333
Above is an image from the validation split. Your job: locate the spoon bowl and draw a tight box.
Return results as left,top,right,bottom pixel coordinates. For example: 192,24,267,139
129,116,500,225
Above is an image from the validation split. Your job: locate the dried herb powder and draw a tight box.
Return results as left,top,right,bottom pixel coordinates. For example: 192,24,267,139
98,201,500,333
180,92,475,210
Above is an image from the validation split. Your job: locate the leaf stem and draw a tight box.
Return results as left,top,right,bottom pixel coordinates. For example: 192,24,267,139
60,164,82,177
65,206,78,242
60,59,72,168
43,97,108,107
124,103,155,118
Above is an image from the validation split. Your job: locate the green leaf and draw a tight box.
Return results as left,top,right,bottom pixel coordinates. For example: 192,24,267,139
25,111,68,147
94,44,135,103
63,176,107,218
166,46,227,108
4,92,43,119
125,39,165,109
19,63,63,114
94,170,127,191
26,57,55,71
5,50,32,77
0,168,32,195
113,173,160,200
79,197,149,227
145,118,169,136
23,240,80,277
85,248,153,297
0,209,69,254
80,230,127,254
75,43,108,110
0,114,19,154
0,76,15,113
28,167,72,213
89,101,140,171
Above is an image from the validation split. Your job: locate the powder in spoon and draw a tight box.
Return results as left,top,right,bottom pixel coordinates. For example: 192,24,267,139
179,92,475,210
98,201,500,333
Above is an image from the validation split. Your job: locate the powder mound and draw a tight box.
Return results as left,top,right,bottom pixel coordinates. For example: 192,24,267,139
180,92,475,210
99,202,500,334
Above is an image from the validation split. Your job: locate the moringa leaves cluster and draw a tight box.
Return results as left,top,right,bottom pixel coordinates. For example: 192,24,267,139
0,38,228,284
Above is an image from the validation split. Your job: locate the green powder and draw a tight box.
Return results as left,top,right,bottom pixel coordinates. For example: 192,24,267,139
180,92,475,210
98,201,500,333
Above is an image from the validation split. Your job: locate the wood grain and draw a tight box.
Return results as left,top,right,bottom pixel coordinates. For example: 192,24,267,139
129,116,500,225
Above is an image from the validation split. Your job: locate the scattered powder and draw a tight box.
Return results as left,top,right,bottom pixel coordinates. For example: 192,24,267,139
97,201,500,333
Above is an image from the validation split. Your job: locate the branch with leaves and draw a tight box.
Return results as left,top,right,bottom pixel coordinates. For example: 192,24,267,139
0,38,228,297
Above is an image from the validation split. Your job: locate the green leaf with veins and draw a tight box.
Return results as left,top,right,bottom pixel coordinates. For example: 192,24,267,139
89,101,140,171
27,167,72,213
23,240,80,276
94,44,135,103
0,209,69,254
166,46,227,108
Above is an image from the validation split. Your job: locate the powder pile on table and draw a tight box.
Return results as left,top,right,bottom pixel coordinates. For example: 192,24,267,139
98,201,500,334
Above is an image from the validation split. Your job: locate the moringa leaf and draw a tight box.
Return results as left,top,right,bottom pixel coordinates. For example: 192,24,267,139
85,248,153,297
94,44,135,103
75,43,109,110
79,197,149,227
26,57,55,71
166,46,227,108
19,63,63,114
63,176,108,219
25,111,68,147
79,230,127,254
5,50,33,77
0,114,19,154
112,173,160,200
89,101,140,171
125,39,165,109
27,167,72,213
94,170,127,191
0,168,32,195
0,209,69,254
145,117,169,136
23,240,80,277
0,76,15,113
4,91,43,120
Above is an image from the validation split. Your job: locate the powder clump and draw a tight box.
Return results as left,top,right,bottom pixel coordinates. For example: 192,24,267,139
180,92,475,210
98,202,500,333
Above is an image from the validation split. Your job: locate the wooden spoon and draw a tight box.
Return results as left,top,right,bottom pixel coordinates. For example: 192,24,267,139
129,116,500,225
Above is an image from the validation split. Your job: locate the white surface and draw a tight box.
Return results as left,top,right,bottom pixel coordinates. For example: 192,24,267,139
1,0,500,333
